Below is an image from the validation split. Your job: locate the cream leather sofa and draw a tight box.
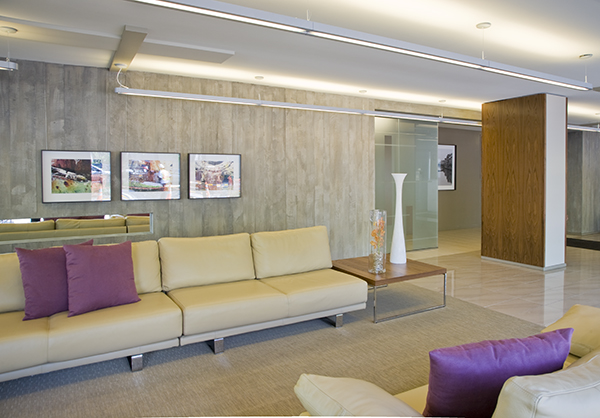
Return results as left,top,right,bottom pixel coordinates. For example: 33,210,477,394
159,226,367,353
294,304,600,417
0,226,368,382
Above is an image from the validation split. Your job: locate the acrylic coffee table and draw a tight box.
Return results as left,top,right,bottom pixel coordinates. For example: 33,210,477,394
332,256,447,323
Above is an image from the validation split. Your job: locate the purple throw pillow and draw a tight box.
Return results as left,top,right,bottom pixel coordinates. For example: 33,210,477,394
423,328,573,418
16,240,93,320
64,241,140,317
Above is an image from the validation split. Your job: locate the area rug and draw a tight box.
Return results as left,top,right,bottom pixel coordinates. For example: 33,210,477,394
0,283,542,417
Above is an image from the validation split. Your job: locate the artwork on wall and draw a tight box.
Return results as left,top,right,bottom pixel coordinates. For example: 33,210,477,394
121,152,181,201
189,153,241,199
42,150,111,203
438,145,456,191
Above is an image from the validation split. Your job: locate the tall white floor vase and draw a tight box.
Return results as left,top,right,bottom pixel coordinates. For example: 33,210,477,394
390,173,407,264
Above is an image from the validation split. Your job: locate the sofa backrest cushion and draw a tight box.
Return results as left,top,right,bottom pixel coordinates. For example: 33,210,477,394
0,252,26,313
492,350,600,418
0,220,55,232
159,233,255,291
251,226,332,279
55,218,125,229
131,240,162,294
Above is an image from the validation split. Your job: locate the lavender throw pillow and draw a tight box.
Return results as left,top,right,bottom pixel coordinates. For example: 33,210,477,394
16,240,93,320
64,241,140,316
423,328,573,418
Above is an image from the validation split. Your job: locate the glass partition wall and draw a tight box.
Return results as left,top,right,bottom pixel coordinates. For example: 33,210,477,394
375,117,438,251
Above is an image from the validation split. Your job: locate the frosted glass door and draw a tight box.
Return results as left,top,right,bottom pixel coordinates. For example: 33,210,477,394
375,118,438,251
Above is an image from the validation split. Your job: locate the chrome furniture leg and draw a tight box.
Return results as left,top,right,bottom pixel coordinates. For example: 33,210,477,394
129,354,143,372
207,338,225,354
322,313,344,328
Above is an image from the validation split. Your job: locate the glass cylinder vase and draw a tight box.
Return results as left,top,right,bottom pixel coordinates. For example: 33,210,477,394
368,209,387,274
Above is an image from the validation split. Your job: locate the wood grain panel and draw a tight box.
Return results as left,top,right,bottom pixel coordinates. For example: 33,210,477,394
482,94,546,267
0,61,377,259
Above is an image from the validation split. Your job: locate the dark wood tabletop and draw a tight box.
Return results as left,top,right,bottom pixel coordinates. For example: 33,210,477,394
332,255,447,287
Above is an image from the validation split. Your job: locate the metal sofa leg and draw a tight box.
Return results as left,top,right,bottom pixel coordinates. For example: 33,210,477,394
129,354,143,372
322,313,343,328
207,338,225,354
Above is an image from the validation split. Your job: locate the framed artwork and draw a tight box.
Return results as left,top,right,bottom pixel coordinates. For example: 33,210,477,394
121,152,181,201
189,153,241,199
42,150,111,203
438,144,456,191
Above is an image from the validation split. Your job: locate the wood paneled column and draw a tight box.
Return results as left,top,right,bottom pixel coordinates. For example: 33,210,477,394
481,94,566,269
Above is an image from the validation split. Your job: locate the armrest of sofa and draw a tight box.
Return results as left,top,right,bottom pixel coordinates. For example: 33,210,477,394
294,373,423,417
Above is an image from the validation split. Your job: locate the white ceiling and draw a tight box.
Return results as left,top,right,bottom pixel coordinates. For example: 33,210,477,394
2,0,600,124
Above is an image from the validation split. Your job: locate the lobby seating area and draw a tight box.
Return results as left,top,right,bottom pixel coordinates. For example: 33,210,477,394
0,226,367,383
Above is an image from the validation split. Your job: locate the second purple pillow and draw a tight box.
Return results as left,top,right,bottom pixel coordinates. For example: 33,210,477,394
64,241,140,317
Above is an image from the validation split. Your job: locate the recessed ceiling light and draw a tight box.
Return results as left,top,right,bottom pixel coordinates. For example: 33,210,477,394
476,22,491,30
579,54,593,60
0,26,18,35
255,76,264,80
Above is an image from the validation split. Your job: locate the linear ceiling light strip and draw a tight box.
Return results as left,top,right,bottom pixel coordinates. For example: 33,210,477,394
130,0,306,33
482,67,589,91
308,31,483,70
130,0,591,91
115,87,481,126
567,125,600,132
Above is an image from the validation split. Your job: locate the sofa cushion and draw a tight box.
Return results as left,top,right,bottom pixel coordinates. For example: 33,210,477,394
251,226,333,279
0,220,54,232
294,373,423,417
492,350,600,418
423,328,573,418
543,304,600,357
64,241,140,316
55,218,125,229
0,252,26,314
47,292,181,362
0,311,48,374
16,240,93,320
261,269,367,317
131,240,162,294
159,233,255,291
167,280,288,335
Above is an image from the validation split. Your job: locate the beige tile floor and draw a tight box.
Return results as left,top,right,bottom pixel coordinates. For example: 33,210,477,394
407,229,600,326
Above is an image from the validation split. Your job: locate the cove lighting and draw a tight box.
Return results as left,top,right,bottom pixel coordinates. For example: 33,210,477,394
129,0,592,91
114,87,481,126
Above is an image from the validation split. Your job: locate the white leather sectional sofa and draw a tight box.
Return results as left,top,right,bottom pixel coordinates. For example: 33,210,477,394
294,304,600,418
0,226,368,383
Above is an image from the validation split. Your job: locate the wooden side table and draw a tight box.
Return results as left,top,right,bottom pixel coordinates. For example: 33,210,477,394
332,256,447,323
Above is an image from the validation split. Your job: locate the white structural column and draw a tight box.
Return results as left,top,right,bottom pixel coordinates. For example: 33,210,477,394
544,94,567,269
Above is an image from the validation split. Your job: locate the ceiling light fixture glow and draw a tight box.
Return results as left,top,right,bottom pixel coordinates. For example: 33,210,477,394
567,125,600,132
129,0,592,91
130,0,307,33
482,67,589,91
308,31,483,69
